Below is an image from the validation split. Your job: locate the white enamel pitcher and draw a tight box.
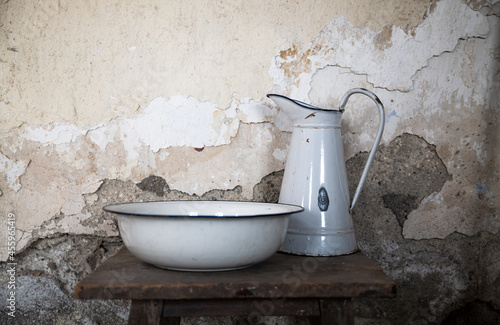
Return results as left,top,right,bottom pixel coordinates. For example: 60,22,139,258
267,88,385,256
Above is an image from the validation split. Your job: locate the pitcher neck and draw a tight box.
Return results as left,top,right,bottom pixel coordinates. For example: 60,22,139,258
267,94,342,127
289,110,342,127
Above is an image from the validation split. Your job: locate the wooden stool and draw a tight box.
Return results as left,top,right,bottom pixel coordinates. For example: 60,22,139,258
75,248,396,325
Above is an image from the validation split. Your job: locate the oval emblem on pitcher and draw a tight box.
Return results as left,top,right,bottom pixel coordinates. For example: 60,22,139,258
318,187,330,212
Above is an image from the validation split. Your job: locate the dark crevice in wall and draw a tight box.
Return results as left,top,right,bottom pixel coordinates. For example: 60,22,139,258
442,299,500,325
136,175,169,196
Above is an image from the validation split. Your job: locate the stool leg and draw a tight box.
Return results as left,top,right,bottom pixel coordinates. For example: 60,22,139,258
160,317,181,325
129,299,165,325
319,298,354,325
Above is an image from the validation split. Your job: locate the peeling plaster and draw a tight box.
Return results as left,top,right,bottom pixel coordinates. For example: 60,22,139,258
270,0,488,100
0,120,290,258
23,123,87,146
126,96,238,151
0,0,499,259
0,152,28,192
267,0,498,241
24,95,275,154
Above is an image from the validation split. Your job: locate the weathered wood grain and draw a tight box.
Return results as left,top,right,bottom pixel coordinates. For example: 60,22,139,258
75,247,396,301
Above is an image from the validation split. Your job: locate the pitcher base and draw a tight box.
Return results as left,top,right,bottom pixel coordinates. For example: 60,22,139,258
279,232,358,256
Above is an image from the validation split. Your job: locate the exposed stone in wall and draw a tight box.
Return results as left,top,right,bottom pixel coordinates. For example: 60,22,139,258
442,299,500,325
269,0,499,242
252,170,284,203
354,232,498,324
0,122,290,260
477,231,500,311
353,133,451,233
0,235,128,324
136,175,170,197
0,173,302,325
346,133,500,323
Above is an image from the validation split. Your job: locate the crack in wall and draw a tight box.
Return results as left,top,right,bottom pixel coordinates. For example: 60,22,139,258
12,133,452,258
1,120,290,260
464,0,500,16
17,96,277,155
270,0,489,107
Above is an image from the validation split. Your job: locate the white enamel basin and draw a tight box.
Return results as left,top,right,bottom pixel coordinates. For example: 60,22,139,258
103,201,303,271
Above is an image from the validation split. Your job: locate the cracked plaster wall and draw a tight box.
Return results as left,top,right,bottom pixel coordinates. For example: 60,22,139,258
0,0,499,323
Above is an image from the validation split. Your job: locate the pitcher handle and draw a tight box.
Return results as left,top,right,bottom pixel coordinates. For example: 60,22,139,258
339,88,385,211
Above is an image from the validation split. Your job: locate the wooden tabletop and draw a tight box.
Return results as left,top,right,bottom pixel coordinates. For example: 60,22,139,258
74,247,396,301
